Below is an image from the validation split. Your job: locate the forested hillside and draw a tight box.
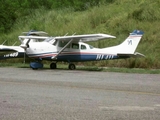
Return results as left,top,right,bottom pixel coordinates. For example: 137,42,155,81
0,0,111,33
0,0,160,69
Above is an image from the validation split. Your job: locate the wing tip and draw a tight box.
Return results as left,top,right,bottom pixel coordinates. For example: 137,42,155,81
98,33,116,38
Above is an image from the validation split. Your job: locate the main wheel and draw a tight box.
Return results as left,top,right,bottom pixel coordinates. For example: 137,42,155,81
68,63,76,70
50,63,57,69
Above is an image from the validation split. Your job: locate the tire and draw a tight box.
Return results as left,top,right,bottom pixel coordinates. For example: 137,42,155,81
32,68,38,70
68,63,76,70
50,63,57,69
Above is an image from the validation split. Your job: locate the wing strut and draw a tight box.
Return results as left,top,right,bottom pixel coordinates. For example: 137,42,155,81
51,39,73,59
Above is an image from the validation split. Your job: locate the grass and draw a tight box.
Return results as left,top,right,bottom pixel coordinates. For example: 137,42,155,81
0,62,160,74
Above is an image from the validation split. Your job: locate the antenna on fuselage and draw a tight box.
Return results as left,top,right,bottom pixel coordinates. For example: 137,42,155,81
1,40,7,45
64,33,68,36
72,33,76,36
12,41,17,46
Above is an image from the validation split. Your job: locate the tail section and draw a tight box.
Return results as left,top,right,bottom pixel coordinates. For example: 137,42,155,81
104,30,144,57
117,30,144,54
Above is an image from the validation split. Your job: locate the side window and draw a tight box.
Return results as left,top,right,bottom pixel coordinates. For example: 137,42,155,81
81,45,87,50
72,43,79,49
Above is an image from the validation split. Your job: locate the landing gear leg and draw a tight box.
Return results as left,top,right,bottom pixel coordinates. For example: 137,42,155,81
68,63,76,70
50,62,57,69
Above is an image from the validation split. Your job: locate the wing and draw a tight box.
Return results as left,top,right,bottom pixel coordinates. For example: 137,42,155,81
54,33,116,42
18,33,116,42
0,45,24,52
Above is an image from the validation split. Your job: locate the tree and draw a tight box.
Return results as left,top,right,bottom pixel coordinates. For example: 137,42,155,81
0,0,18,33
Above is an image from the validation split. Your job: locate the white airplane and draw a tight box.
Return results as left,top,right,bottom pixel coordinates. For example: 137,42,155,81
17,30,144,70
0,31,49,62
0,45,24,59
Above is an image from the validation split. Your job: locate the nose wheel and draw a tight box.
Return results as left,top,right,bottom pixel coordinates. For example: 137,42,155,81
68,63,76,70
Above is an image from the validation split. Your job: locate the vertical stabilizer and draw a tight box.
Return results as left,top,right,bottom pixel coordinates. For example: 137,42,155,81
113,30,144,54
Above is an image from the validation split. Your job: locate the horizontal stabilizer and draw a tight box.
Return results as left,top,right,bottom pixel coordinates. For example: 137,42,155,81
22,31,48,36
133,52,145,57
118,52,145,58
19,36,48,40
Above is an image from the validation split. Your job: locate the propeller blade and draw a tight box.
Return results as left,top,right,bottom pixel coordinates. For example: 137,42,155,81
20,39,31,49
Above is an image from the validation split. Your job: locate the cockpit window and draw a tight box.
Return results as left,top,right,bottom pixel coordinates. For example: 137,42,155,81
45,37,53,42
81,45,87,50
44,38,57,45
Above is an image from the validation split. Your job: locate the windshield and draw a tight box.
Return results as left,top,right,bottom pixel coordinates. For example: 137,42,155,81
89,45,94,49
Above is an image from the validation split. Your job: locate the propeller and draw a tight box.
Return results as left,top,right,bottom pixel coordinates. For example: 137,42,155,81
19,30,48,63
20,38,31,63
20,30,36,63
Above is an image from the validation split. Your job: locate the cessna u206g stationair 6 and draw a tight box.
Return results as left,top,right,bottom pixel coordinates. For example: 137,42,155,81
17,30,144,70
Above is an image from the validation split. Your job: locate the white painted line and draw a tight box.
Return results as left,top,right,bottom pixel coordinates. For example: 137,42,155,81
99,106,155,111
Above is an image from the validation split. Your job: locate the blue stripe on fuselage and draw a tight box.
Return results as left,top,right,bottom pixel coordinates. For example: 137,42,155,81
57,54,97,62
28,52,121,62
56,54,118,62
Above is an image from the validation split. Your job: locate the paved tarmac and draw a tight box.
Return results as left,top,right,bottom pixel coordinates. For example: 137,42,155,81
0,67,160,120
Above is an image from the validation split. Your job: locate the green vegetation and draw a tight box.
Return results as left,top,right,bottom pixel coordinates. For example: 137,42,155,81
0,0,160,69
0,62,160,74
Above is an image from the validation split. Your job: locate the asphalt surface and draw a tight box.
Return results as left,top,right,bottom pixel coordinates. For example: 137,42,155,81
0,67,160,120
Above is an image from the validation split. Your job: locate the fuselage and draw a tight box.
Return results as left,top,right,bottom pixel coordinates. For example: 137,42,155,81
26,41,119,62
0,45,25,59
